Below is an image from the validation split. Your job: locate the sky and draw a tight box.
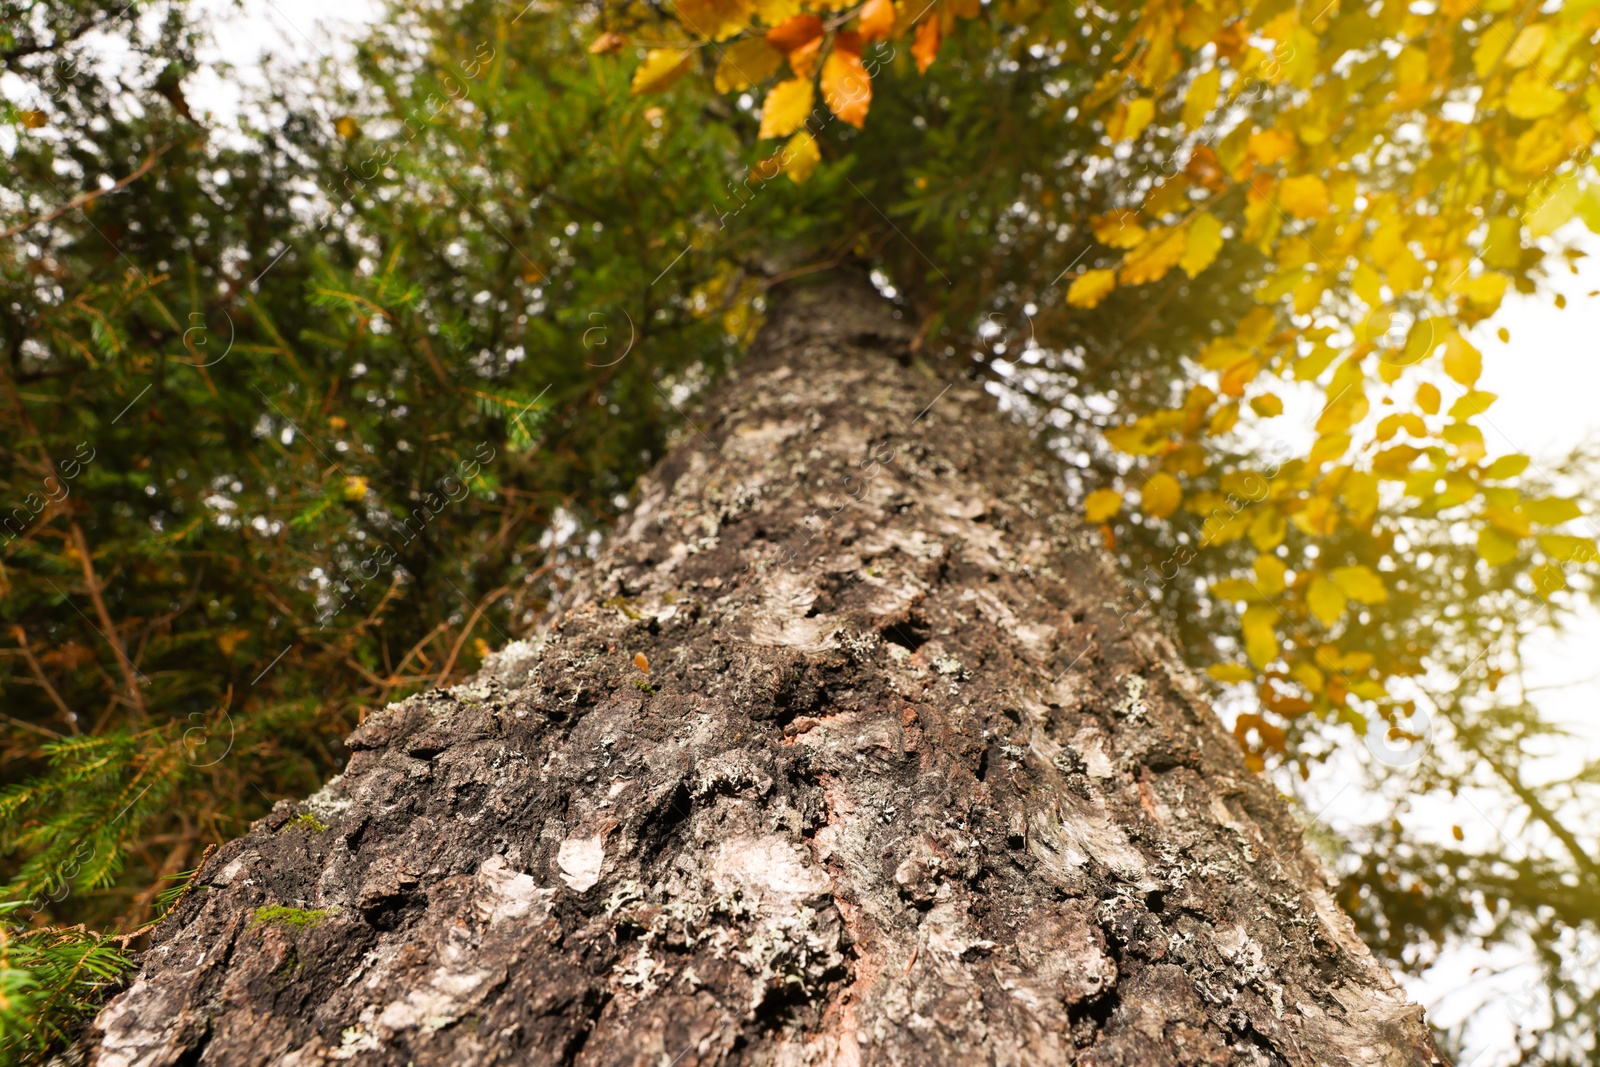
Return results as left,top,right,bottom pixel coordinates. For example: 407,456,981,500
40,2,1600,1062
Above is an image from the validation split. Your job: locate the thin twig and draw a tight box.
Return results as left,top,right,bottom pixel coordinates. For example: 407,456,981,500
0,142,175,240
68,522,146,720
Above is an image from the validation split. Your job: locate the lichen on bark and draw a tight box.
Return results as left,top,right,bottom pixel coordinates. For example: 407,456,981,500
85,271,1447,1067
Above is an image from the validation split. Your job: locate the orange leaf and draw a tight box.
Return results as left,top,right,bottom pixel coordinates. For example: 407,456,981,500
789,36,823,78
913,16,941,74
766,13,823,53
634,652,650,673
588,32,627,54
822,35,871,128
859,0,896,41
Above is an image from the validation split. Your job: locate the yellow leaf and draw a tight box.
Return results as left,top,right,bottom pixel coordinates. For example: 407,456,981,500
342,475,369,501
758,78,814,139
333,115,361,139
755,0,802,22
1084,487,1123,522
782,129,821,184
1119,97,1155,141
1067,268,1117,309
1504,69,1566,119
821,38,871,128
1179,212,1223,277
1330,565,1387,603
1477,526,1520,566
1442,332,1482,386
1539,534,1597,563
1092,210,1147,249
1505,23,1549,68
1212,579,1264,602
1241,604,1279,668
714,37,783,92
1254,554,1287,596
1208,663,1258,683
632,49,693,94
1250,393,1283,417
1524,497,1582,525
1472,28,1507,79
1140,472,1182,519
1183,67,1221,129
1278,174,1330,219
1416,382,1440,414
1249,507,1287,552
1483,454,1529,479
1526,173,1581,238
1452,271,1508,308
1307,575,1348,625
1120,226,1188,286
673,0,752,39
1531,562,1566,599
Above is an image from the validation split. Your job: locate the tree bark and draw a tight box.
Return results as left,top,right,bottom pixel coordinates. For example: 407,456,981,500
85,271,1448,1067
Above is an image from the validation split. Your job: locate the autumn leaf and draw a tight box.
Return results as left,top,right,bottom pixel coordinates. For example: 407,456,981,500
913,16,941,74
1278,175,1330,219
342,475,369,501
1091,210,1146,249
1242,604,1279,668
1331,565,1387,603
754,0,801,21
1115,97,1155,142
673,0,752,39
1307,575,1348,625
632,49,693,94
1084,487,1123,523
1524,497,1581,525
782,129,821,184
634,651,650,673
1067,269,1117,309
822,34,871,127
589,31,627,54
1442,331,1482,386
765,13,823,53
1247,128,1295,166
858,0,896,41
759,78,814,139
1140,472,1182,519
333,115,360,139
1477,526,1520,566
1539,534,1598,563
1183,67,1221,129
1254,554,1287,596
1503,69,1566,119
1120,226,1188,286
1208,663,1258,683
1250,393,1283,417
715,37,783,92
1180,212,1224,277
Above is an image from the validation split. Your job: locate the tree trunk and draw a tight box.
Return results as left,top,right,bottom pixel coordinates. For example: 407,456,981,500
85,271,1447,1067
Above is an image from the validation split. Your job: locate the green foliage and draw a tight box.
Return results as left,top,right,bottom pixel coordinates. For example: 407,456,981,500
0,904,130,1066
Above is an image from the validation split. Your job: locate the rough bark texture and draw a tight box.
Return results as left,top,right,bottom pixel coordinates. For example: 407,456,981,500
85,272,1447,1067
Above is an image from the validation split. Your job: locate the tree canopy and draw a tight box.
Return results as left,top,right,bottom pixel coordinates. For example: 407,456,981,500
2,0,1598,1062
